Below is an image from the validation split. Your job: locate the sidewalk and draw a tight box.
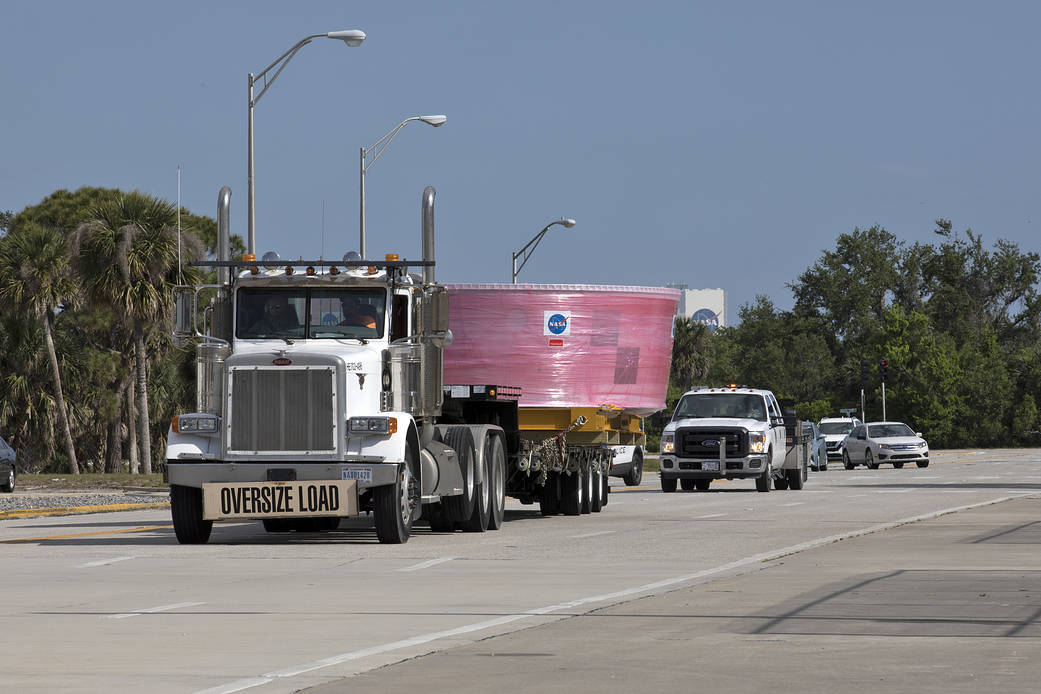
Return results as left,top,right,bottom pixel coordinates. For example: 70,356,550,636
319,495,1041,694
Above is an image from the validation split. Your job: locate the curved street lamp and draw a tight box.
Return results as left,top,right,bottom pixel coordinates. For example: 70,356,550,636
359,115,447,258
511,217,577,283
247,29,366,255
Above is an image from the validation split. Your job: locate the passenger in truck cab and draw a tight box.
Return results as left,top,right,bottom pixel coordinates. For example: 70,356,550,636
248,295,298,334
339,295,377,329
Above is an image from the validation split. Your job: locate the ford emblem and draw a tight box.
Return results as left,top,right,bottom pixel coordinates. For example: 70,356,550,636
273,357,292,366
703,439,719,447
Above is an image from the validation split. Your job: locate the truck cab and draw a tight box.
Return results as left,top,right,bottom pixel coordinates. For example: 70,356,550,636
658,386,799,492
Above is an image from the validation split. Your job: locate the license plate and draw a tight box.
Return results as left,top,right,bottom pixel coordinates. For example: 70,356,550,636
202,480,358,520
702,460,719,471
342,467,372,483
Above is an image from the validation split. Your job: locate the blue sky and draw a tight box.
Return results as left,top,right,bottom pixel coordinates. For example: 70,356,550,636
2,1,1039,319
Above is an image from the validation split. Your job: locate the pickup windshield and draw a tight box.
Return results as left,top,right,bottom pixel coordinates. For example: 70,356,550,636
236,288,386,340
674,393,768,421
819,421,855,435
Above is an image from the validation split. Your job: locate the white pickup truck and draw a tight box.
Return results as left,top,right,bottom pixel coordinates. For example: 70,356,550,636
657,386,808,492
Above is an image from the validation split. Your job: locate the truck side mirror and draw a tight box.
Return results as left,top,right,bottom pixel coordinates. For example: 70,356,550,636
172,285,196,346
650,410,667,428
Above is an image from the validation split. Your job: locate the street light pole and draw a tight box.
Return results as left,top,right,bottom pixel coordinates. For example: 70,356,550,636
511,218,577,283
359,115,446,259
246,29,365,255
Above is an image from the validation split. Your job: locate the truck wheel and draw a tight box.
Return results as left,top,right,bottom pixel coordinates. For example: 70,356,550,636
601,473,609,507
787,467,804,490
561,470,583,515
463,439,491,532
661,475,677,493
695,479,711,491
539,472,560,516
171,485,213,544
843,451,854,470
426,503,455,532
625,450,644,486
441,427,477,522
680,478,696,491
774,476,789,490
591,467,603,512
374,442,419,544
486,436,506,530
580,467,594,514
755,467,772,492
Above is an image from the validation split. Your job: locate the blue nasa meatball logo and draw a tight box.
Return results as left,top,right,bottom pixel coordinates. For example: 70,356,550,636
546,313,569,335
693,308,720,331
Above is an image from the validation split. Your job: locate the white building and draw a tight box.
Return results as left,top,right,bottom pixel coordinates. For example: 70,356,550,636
666,283,726,331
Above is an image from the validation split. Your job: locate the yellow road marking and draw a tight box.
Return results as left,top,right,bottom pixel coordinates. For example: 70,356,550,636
0,501,169,520
0,524,174,544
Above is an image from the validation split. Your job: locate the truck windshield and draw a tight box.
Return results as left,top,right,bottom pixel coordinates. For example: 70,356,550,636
236,288,386,340
673,393,767,421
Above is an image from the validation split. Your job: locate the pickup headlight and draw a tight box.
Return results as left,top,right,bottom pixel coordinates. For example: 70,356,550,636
349,416,398,435
661,433,675,454
749,432,767,454
173,414,218,434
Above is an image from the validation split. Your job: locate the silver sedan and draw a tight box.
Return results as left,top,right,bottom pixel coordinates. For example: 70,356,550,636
842,422,929,469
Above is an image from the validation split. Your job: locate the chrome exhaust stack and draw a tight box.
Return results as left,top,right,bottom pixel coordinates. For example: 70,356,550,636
421,186,435,285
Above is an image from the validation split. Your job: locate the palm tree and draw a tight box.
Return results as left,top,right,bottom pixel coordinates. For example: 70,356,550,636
0,223,80,473
71,192,203,474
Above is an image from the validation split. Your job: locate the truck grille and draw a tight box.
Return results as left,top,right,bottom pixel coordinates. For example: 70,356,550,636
677,428,748,457
228,367,336,453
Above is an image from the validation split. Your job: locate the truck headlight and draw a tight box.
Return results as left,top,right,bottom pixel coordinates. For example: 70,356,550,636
173,414,218,434
749,432,767,454
661,433,674,454
349,416,398,435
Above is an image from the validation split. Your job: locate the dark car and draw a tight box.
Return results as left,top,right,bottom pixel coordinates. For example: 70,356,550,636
0,434,15,493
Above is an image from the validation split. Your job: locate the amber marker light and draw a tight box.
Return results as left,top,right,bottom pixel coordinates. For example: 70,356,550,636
385,253,399,262
241,253,257,262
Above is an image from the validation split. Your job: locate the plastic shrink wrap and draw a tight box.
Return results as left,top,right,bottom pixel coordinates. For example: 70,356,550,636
442,284,680,416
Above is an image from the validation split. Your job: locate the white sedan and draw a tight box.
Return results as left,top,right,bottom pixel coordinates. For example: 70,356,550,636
841,421,929,469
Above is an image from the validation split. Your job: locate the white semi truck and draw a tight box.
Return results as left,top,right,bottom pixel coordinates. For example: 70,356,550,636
166,187,631,544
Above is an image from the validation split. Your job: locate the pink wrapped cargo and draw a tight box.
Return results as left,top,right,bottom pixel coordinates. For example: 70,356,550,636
443,284,680,415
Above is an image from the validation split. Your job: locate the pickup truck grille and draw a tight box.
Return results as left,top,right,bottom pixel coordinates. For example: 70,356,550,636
228,366,336,453
676,427,748,457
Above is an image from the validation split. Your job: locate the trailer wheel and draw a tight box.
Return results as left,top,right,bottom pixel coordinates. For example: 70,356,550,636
463,438,491,532
539,472,560,516
580,466,594,514
786,466,804,490
171,485,213,544
561,470,583,516
590,467,603,512
441,427,477,522
755,466,772,492
374,441,419,544
660,475,677,493
487,436,506,530
601,473,609,507
625,449,644,486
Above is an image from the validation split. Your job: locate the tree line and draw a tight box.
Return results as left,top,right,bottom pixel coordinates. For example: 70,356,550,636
665,221,1041,448
0,187,243,474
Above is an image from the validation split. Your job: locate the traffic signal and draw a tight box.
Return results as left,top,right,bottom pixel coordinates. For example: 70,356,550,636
860,359,869,387
879,359,888,383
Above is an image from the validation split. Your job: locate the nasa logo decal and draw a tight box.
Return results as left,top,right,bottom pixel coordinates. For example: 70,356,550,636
544,310,571,336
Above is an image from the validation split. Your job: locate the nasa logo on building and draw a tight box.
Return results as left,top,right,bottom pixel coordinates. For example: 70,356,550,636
544,310,571,336
693,308,720,331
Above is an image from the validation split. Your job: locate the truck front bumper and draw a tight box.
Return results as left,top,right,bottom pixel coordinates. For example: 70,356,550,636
166,461,399,490
659,455,768,479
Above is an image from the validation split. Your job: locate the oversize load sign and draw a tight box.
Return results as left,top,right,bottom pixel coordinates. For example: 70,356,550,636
202,480,358,520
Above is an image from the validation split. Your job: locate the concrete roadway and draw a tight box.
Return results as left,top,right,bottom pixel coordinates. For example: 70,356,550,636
1,449,1039,693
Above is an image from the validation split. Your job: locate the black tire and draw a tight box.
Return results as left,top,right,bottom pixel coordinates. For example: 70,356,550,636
580,466,594,514
591,467,604,512
843,450,854,470
601,472,609,507
774,476,789,490
787,466,804,490
262,519,292,532
917,460,929,468
625,449,644,486
893,461,904,469
561,470,583,515
0,466,14,493
441,427,477,522
171,484,213,544
463,436,491,532
755,466,772,492
680,478,696,491
426,502,455,532
486,436,506,530
866,449,878,469
695,479,711,491
661,475,677,493
374,440,419,544
539,472,560,516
